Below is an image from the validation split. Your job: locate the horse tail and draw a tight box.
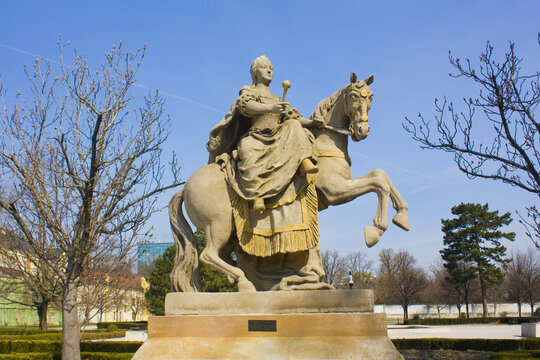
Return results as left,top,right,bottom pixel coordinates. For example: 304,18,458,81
169,189,201,292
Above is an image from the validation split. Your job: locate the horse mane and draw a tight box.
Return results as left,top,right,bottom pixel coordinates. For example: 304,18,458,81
308,82,358,125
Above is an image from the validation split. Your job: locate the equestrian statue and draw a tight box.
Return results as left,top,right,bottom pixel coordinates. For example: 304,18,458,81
169,55,409,292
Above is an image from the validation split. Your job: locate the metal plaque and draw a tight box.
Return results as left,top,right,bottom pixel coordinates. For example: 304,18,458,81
248,320,277,332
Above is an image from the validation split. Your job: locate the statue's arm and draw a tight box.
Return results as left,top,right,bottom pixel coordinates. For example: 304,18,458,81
294,115,324,128
239,98,288,117
283,107,323,128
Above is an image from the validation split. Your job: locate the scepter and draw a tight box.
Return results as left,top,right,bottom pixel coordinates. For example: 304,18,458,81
281,80,291,101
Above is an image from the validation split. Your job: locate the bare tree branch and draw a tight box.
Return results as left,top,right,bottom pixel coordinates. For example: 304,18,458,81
403,38,540,245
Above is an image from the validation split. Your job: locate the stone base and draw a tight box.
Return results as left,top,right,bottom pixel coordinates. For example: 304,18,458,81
133,290,403,360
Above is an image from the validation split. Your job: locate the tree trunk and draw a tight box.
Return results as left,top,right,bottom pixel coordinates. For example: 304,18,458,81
531,302,535,317
62,280,81,360
402,304,408,322
479,276,488,318
518,302,522,318
464,286,470,318
36,301,49,331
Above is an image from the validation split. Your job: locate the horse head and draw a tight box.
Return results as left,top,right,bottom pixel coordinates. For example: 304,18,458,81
345,73,374,142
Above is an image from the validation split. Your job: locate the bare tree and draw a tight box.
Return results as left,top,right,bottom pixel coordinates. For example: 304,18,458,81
403,37,540,245
377,249,428,321
78,271,137,326
343,251,373,289
505,249,540,316
426,262,460,319
0,228,62,330
321,250,345,287
0,42,182,359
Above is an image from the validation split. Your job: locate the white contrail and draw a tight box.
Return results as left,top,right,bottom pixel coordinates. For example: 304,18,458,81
350,150,528,208
0,42,223,113
0,42,61,65
133,84,223,114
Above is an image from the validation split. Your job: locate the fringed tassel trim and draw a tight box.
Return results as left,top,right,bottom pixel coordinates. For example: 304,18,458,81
230,182,319,258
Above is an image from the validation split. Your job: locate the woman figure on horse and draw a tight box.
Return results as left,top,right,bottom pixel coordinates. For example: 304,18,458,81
206,55,330,290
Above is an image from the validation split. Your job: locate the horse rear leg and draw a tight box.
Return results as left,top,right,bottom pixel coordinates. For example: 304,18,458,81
199,222,256,292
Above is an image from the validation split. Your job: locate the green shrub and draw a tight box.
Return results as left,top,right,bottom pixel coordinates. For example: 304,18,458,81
392,338,540,351
8,340,61,354
97,322,147,330
0,339,141,355
404,317,540,325
81,331,126,340
0,340,61,354
80,353,134,360
80,341,143,353
106,324,117,333
490,350,540,359
0,330,125,342
0,354,53,360
0,329,61,336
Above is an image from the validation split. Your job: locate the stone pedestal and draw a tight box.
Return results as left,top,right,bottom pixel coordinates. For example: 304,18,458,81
133,290,403,360
522,322,540,338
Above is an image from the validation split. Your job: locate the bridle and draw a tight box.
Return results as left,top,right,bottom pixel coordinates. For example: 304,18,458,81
322,82,372,137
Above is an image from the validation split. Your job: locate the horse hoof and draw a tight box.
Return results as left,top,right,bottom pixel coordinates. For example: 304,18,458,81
392,212,410,231
238,280,257,292
364,226,383,248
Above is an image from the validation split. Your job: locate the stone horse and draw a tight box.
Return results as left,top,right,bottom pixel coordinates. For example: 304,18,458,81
169,73,409,292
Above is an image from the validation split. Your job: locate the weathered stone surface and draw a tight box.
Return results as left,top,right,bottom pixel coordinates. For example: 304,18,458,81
133,312,403,360
133,290,403,359
165,289,374,316
521,322,540,337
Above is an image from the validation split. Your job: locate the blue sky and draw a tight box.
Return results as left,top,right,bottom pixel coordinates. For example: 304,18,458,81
1,1,538,269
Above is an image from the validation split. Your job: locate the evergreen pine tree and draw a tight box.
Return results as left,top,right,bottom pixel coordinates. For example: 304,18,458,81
440,203,515,318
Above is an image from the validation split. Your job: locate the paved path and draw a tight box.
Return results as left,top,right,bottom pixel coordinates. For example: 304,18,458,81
388,324,524,339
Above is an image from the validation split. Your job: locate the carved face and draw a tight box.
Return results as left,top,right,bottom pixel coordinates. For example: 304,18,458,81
250,56,273,86
252,62,273,85
347,83,373,142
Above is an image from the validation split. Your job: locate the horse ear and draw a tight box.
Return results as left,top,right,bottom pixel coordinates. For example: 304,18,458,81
350,72,357,83
364,74,374,85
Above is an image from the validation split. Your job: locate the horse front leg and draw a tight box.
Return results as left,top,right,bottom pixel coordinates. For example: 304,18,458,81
318,171,390,248
363,169,410,231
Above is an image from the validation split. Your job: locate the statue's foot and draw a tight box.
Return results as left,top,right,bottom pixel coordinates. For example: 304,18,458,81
252,198,265,214
392,211,410,231
364,226,384,248
300,158,318,176
237,279,257,292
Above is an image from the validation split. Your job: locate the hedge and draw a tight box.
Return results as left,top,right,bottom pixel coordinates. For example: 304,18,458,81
0,330,61,336
0,340,61,354
96,322,147,330
80,353,134,360
0,331,126,341
405,317,540,325
0,354,52,360
490,350,540,359
392,338,540,352
80,341,143,353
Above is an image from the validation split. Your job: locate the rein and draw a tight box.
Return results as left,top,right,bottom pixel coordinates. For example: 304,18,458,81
320,84,356,137
322,124,351,136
